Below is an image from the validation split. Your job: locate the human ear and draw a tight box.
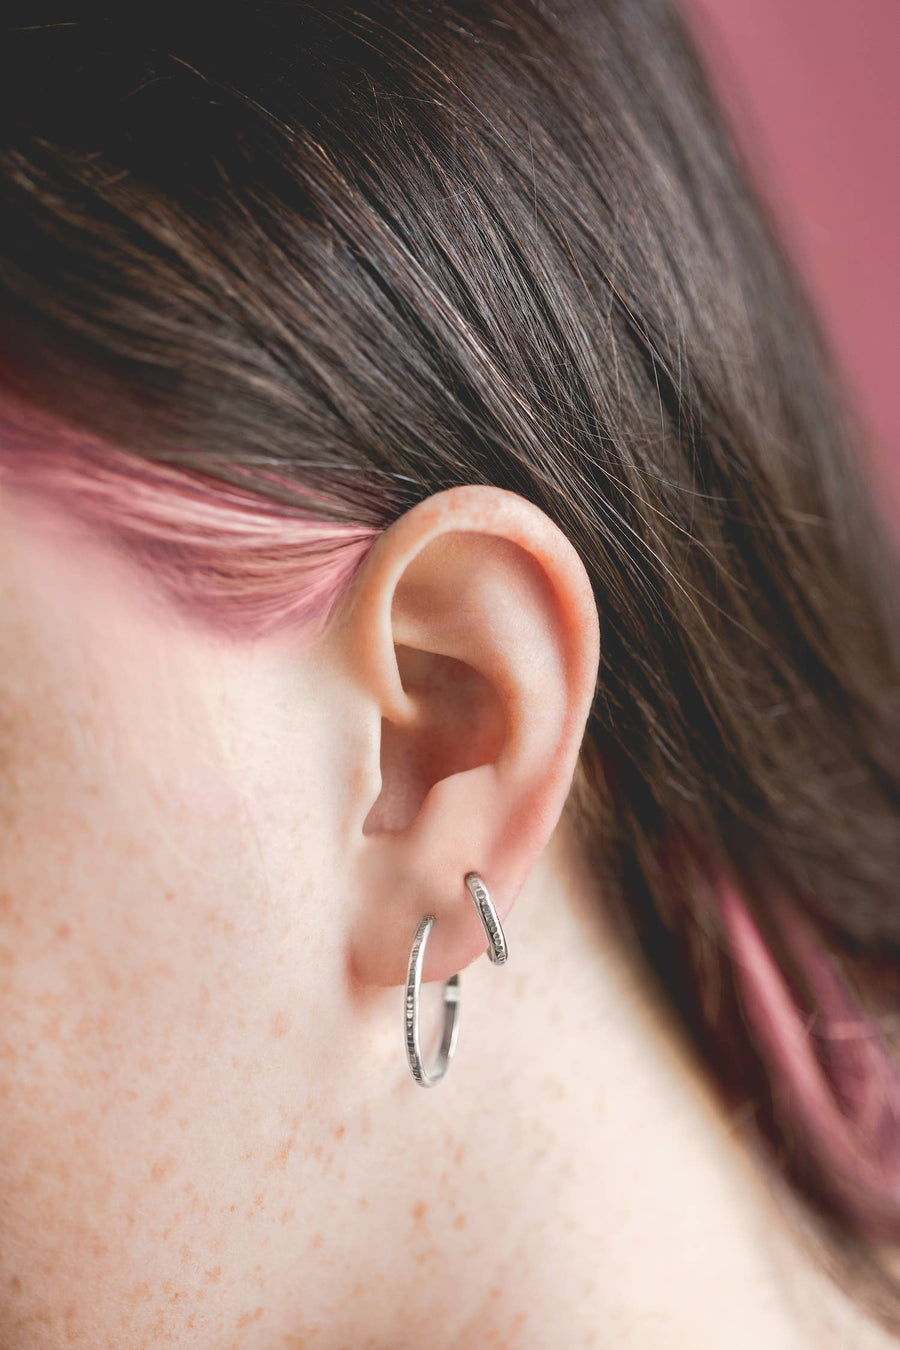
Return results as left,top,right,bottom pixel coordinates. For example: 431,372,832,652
326,484,600,989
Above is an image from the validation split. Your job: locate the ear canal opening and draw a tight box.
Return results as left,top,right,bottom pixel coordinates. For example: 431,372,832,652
362,643,506,835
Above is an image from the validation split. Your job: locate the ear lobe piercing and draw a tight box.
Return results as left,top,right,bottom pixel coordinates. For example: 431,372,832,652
404,871,508,1087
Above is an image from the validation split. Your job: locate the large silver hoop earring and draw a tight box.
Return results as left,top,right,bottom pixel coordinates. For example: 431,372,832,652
405,871,508,1088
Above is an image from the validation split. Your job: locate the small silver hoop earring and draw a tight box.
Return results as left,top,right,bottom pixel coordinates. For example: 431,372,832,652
464,871,508,965
405,872,508,1088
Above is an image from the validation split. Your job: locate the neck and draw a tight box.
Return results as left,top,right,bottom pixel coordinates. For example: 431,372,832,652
351,814,889,1347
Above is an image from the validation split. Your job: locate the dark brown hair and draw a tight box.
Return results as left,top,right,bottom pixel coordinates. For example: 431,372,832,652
2,0,900,1331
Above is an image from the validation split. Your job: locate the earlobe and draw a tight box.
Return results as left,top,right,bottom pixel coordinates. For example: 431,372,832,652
329,484,600,992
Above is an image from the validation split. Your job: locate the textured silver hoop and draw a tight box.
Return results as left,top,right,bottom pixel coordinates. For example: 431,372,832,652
464,872,509,965
405,873,509,1087
405,915,461,1088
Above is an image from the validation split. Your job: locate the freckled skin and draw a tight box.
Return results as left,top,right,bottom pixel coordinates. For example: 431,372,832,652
0,491,862,1350
0,497,565,1348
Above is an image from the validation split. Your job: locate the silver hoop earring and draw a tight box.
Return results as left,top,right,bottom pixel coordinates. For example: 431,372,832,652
405,871,508,1088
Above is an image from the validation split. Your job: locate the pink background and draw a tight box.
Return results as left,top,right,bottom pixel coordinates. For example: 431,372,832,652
682,0,900,525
